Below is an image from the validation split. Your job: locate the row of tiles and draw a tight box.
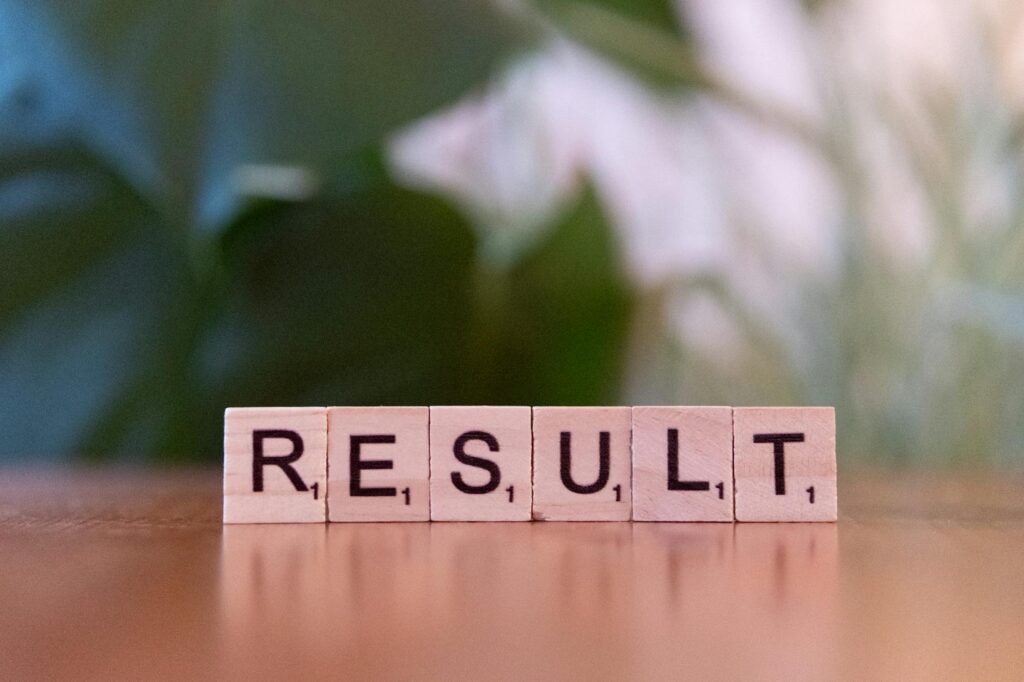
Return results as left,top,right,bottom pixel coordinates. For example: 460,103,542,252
224,406,837,523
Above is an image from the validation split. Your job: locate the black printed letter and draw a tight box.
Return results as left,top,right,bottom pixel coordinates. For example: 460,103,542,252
560,432,610,494
252,430,308,492
350,435,397,497
666,428,710,491
752,433,805,495
451,431,501,494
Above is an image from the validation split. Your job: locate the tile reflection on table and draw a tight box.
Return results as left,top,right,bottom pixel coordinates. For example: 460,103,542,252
219,522,838,679
219,525,330,679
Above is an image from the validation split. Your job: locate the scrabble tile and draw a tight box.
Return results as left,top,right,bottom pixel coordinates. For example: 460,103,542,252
631,406,734,522
532,407,632,521
733,407,837,522
327,406,429,522
430,406,532,521
223,407,327,523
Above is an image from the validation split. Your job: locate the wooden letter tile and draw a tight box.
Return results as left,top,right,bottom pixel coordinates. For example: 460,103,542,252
632,406,734,522
327,407,429,522
430,406,532,521
223,407,327,523
532,407,632,521
733,407,837,522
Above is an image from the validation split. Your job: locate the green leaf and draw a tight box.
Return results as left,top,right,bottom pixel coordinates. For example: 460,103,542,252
0,144,482,460
465,187,635,404
541,0,681,34
0,134,635,461
0,2,544,462
0,137,196,460
0,6,641,463
1,0,533,231
188,179,480,456
532,0,704,90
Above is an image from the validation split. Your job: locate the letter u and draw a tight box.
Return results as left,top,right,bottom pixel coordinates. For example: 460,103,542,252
559,431,610,494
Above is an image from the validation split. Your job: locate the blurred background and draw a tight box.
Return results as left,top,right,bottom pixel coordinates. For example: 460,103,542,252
1,0,1022,469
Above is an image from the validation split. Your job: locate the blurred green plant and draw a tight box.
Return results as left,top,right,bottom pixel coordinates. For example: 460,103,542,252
6,0,1020,469
547,0,1024,469
0,1,637,461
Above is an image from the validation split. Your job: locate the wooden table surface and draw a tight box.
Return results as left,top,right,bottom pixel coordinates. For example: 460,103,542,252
1,469,1023,681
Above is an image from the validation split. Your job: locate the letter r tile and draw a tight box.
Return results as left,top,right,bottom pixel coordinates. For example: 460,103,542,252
327,407,429,522
223,407,327,523
532,407,632,521
733,407,837,522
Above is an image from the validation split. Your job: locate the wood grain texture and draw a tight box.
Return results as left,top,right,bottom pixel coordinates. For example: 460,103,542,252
2,469,1024,680
429,406,532,521
733,407,837,522
632,406,734,521
327,406,429,522
532,407,632,521
223,407,326,523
